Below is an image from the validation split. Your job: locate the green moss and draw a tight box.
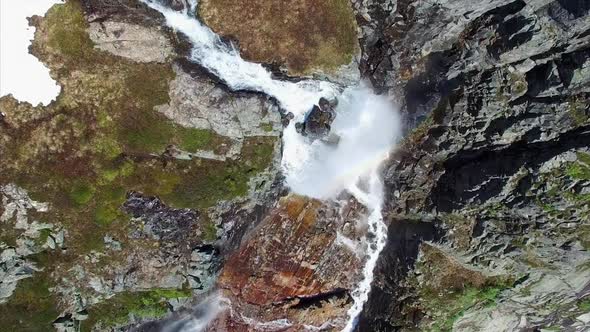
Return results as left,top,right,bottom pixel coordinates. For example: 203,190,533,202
151,288,192,299
0,254,59,331
201,216,218,242
118,107,175,154
578,297,590,312
567,161,590,180
421,281,512,332
577,152,590,165
82,288,192,331
45,1,95,59
93,136,123,160
140,137,277,209
569,98,589,125
567,164,590,180
259,122,274,133
94,204,121,226
36,228,53,246
69,182,96,206
176,127,218,152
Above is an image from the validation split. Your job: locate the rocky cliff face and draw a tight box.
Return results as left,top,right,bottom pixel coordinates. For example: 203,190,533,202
1,0,589,331
0,1,283,330
353,0,590,330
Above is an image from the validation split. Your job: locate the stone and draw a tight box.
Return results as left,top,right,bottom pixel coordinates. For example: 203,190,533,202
87,21,174,63
213,194,367,330
295,97,337,140
156,65,282,159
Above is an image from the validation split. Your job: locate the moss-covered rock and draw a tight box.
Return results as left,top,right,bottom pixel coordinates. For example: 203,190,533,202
0,1,282,330
81,288,192,331
198,0,359,76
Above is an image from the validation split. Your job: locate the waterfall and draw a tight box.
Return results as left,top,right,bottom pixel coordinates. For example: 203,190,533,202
140,1,401,330
161,293,230,332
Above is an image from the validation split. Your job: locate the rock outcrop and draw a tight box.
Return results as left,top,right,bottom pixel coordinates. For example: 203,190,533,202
0,1,283,330
352,0,590,330
88,21,174,63
197,0,360,80
295,97,337,140
211,194,369,330
3,0,589,331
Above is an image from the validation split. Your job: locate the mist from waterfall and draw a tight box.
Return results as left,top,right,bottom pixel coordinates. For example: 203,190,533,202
140,1,402,330
161,293,230,332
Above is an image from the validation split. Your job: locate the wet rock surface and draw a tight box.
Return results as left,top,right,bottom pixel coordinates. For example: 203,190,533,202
352,0,590,330
296,97,338,140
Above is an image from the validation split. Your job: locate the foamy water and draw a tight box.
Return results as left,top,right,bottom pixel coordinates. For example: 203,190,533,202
141,1,401,330
0,0,63,106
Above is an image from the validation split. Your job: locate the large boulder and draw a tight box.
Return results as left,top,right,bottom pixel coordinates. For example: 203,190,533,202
295,97,337,140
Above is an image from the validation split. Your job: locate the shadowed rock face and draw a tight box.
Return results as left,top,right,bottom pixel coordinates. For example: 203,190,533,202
351,0,590,330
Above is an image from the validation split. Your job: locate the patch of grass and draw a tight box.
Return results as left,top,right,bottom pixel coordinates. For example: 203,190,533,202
259,122,274,133
578,297,590,312
0,253,59,331
118,108,175,154
568,164,590,180
567,162,590,180
45,1,94,59
421,281,512,332
69,182,96,206
199,0,358,75
149,137,277,209
175,127,231,153
82,288,192,331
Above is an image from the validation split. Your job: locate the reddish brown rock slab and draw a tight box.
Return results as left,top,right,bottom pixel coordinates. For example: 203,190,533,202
215,193,367,329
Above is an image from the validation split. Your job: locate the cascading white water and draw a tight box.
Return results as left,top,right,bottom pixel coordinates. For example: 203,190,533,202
141,1,401,330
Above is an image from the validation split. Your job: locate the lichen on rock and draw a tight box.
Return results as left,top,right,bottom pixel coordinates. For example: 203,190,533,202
0,0,283,330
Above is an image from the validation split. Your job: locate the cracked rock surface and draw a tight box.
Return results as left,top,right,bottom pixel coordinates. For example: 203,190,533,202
352,0,590,331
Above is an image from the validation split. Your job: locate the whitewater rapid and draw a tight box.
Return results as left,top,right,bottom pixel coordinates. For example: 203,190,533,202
141,1,401,330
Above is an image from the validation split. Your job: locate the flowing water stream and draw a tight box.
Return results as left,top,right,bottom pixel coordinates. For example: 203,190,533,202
140,1,402,330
